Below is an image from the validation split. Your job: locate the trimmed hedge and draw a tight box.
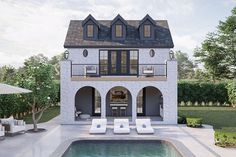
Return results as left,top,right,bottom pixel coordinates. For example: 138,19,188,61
227,81,236,106
186,118,202,127
215,128,236,147
178,81,228,104
178,116,186,124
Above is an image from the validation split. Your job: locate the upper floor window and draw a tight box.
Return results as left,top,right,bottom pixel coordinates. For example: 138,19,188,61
130,50,138,74
144,25,151,38
115,25,122,37
100,51,108,75
87,25,94,37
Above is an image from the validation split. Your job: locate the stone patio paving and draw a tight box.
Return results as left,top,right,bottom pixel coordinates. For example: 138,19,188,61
0,116,235,157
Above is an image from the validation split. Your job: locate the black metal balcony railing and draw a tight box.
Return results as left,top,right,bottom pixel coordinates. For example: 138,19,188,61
71,63,167,77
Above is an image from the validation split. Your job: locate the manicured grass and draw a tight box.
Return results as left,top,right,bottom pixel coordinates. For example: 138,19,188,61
22,106,60,124
178,107,236,129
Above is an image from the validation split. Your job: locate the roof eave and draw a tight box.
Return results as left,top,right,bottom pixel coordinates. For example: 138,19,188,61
64,44,174,49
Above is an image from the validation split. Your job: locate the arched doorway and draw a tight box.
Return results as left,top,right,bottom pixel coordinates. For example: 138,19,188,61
106,86,132,117
75,86,101,120
137,86,163,119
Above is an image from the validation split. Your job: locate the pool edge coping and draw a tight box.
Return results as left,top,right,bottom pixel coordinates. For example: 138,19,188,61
50,136,195,157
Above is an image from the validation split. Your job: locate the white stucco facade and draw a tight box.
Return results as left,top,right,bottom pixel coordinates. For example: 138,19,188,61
60,48,177,125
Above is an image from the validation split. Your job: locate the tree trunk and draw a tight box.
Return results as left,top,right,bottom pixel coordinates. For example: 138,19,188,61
32,97,38,132
31,96,48,132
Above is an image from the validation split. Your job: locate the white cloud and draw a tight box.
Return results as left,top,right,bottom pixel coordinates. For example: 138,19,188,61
0,0,195,67
173,34,199,56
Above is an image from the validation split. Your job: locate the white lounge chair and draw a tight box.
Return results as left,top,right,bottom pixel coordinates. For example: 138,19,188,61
136,119,154,134
0,124,5,140
89,119,107,134
114,119,130,134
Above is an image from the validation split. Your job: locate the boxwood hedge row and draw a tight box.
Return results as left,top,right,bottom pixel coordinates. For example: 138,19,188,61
178,81,229,104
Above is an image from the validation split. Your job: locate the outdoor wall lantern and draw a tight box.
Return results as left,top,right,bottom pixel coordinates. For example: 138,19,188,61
169,50,175,60
64,50,69,60
83,49,88,57
149,49,155,57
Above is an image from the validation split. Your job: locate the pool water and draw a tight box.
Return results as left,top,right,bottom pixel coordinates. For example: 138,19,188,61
62,140,183,157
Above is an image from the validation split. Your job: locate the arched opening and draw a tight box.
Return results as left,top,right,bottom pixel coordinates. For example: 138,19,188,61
75,86,101,121
137,86,163,120
106,86,132,117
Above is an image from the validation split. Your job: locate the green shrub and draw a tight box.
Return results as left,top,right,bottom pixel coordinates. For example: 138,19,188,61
227,81,236,106
186,101,192,106
178,116,186,124
179,101,185,107
215,128,236,147
186,118,202,128
201,102,206,106
178,81,228,104
194,101,199,107
208,101,213,107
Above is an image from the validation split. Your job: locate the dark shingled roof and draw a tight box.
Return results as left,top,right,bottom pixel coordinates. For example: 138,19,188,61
64,20,174,48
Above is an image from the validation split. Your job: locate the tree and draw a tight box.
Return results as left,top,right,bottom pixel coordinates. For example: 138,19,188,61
194,7,236,81
175,51,195,79
194,33,229,81
218,7,236,78
48,53,63,80
194,68,211,81
20,61,55,132
0,66,17,83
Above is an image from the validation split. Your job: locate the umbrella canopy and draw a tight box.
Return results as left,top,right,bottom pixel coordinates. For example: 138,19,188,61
0,83,32,94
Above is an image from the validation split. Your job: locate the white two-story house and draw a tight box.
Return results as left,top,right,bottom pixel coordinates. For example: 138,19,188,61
60,14,177,124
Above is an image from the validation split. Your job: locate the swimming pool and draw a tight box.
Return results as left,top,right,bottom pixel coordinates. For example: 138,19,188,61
62,140,183,157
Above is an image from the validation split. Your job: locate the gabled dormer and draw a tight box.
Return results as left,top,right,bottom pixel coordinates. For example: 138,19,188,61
82,14,99,40
111,14,127,40
139,14,156,40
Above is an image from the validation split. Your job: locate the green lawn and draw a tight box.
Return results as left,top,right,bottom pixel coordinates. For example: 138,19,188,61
178,107,236,129
22,106,60,124
22,106,236,129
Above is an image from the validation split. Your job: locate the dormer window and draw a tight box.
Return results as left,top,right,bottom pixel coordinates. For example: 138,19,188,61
87,25,94,37
144,25,151,38
111,15,127,40
82,15,99,40
139,14,156,40
115,25,122,37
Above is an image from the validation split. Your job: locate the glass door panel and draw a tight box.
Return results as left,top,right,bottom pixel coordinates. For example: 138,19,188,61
111,51,117,74
130,50,138,75
121,51,128,74
100,51,108,75
107,50,135,75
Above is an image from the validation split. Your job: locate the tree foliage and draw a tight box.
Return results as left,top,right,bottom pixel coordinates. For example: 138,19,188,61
0,54,60,131
194,7,236,80
175,50,195,79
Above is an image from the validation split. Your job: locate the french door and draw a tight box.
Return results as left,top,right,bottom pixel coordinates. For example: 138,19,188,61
108,50,129,75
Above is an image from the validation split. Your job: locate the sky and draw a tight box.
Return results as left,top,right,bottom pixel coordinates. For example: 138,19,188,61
0,0,235,67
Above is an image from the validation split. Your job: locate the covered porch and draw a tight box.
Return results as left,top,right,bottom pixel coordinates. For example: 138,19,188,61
74,86,164,124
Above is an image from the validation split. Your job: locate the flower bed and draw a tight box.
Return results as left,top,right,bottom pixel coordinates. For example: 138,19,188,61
215,128,236,147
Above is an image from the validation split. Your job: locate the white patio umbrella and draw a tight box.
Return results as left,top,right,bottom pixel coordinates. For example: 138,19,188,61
0,83,32,94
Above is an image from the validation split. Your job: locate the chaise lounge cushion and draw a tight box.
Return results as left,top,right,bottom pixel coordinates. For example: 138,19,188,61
114,119,130,134
89,119,107,134
136,119,154,134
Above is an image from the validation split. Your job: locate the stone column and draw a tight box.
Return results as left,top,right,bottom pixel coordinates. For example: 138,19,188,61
131,91,137,123
101,93,106,118
164,59,178,124
60,60,73,124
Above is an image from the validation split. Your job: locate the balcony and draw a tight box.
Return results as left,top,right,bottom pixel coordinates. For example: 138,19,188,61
71,63,167,81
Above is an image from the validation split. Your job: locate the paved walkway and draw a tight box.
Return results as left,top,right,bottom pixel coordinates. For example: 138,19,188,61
0,116,235,157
